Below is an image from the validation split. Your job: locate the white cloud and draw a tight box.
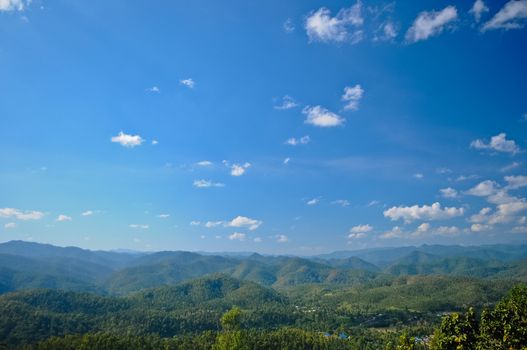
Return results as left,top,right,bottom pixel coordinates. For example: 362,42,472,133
193,179,225,188
227,216,262,231
111,131,145,148
455,174,479,182
501,162,521,172
157,214,170,219
374,21,398,41
350,224,373,234
229,232,246,241
342,84,364,111
416,222,431,235
4,222,16,229
283,157,291,165
405,6,458,43
230,162,251,176
505,175,527,190
482,0,527,31
470,0,489,22
56,214,72,222
146,86,160,93
254,237,263,243
303,106,345,127
190,221,201,226
283,18,295,33
275,95,299,110
332,199,350,207
435,226,460,235
305,3,363,43
348,232,366,239
285,136,310,146
276,234,289,243
470,133,520,154
471,223,492,232
0,208,44,220
205,221,224,228
151,139,158,145
0,0,27,11
512,225,527,233
380,226,404,239
196,160,213,167
180,78,196,88
129,224,149,229
306,198,319,205
440,187,459,199
383,202,464,223
413,173,424,179
466,180,499,197
81,210,94,216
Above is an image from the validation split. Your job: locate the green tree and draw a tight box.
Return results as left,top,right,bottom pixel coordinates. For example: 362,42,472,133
430,308,478,350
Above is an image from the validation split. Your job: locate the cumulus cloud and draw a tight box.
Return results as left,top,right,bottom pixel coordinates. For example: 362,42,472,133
435,226,460,235
303,106,344,127
111,131,145,148
0,0,27,11
4,222,16,229
275,95,299,110
229,232,246,241
470,0,489,22
56,214,72,222
440,187,459,199
227,216,262,231
0,208,44,220
466,180,499,196
470,133,520,154
381,223,459,239
348,232,366,239
405,6,458,43
380,226,405,239
305,3,363,43
276,234,289,243
383,202,464,223
180,78,196,88
285,136,310,146
193,179,225,188
341,84,364,111
230,162,251,176
129,224,149,229
471,223,492,232
482,0,527,31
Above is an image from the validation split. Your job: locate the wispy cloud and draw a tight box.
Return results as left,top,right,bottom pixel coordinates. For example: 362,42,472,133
229,232,246,241
482,0,527,31
274,95,299,110
283,18,295,33
129,224,149,229
405,6,458,43
193,179,225,188
145,86,160,93
180,78,196,88
332,199,350,207
306,198,319,205
276,234,289,243
4,222,16,229
0,0,28,11
285,135,310,146
470,0,489,22
0,208,44,220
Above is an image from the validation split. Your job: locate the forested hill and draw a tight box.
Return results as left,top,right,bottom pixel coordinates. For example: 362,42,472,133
0,240,526,294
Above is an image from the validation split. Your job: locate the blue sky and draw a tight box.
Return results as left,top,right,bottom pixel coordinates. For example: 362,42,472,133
1,0,527,254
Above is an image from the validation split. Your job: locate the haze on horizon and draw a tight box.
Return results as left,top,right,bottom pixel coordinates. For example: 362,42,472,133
1,0,527,254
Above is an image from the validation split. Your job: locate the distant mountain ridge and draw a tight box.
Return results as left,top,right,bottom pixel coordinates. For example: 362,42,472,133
0,240,525,294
